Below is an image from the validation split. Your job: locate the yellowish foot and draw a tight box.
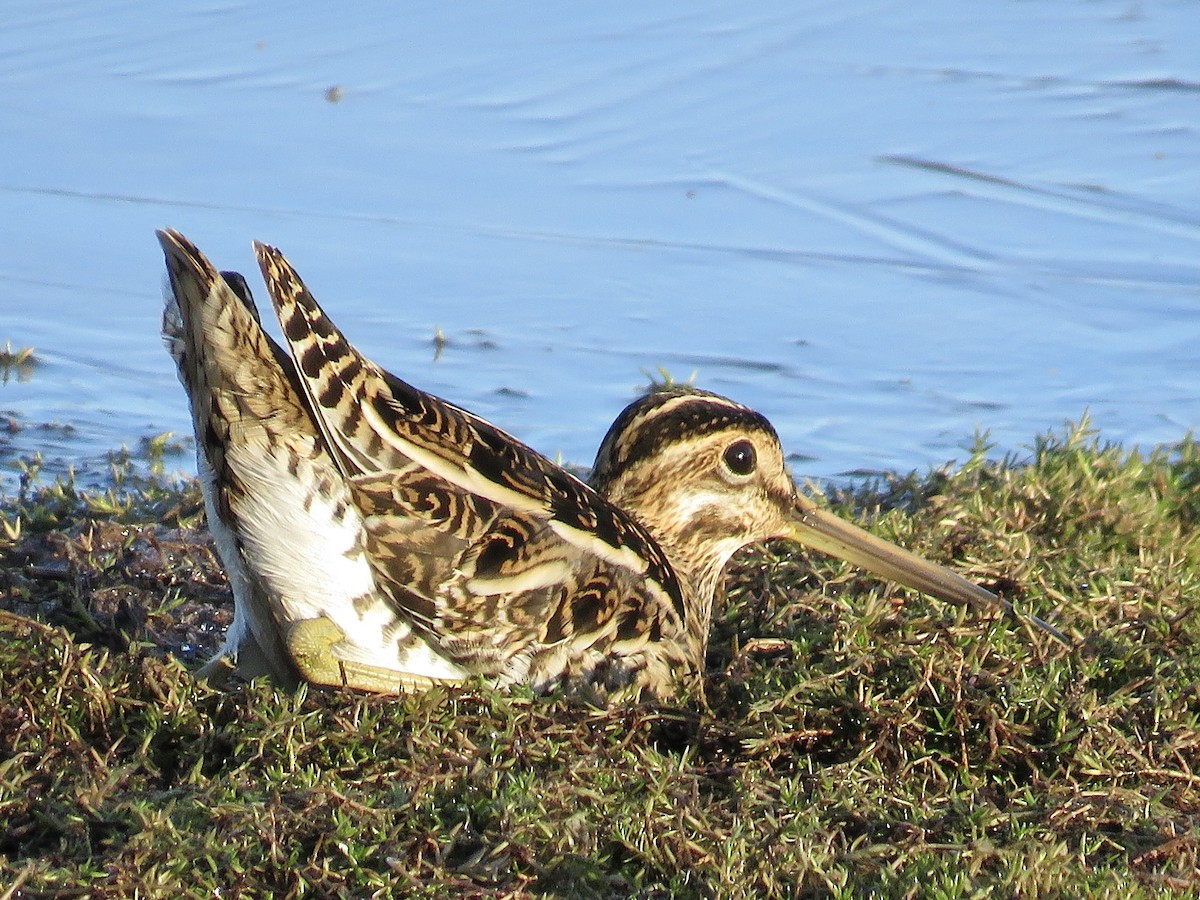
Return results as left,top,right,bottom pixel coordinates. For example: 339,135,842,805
285,616,453,694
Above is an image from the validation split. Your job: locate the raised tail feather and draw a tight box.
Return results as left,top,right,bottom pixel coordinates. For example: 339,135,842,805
252,240,411,478
159,230,468,691
159,229,310,685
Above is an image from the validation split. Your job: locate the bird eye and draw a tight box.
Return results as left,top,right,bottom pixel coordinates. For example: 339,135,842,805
722,439,757,477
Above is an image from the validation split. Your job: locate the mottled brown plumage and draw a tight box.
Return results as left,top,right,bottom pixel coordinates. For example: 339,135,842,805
159,229,1066,700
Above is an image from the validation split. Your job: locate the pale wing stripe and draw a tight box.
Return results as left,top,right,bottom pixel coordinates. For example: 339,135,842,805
466,559,574,597
546,519,650,578
360,400,551,516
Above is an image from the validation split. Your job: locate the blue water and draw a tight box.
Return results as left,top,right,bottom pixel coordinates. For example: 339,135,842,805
1,1,1198,493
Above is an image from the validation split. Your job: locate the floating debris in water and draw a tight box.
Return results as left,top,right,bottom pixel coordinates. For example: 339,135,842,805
0,341,36,383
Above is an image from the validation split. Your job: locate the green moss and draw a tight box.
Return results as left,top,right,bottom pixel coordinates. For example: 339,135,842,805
2,420,1199,896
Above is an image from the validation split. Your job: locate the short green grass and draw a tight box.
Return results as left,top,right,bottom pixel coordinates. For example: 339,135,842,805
2,420,1198,897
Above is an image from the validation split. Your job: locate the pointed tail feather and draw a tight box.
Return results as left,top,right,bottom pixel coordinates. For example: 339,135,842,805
253,241,423,477
157,229,313,684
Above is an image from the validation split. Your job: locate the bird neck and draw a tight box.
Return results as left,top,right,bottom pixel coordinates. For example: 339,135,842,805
598,471,744,672
654,530,738,666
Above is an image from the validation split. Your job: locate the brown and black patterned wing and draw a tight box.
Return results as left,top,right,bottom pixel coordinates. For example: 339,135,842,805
350,466,692,691
254,241,691,684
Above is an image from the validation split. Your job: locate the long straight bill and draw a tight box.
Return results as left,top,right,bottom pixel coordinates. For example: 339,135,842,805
788,496,1071,646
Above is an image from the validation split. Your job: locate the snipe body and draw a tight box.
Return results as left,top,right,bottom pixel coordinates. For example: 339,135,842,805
159,230,1064,699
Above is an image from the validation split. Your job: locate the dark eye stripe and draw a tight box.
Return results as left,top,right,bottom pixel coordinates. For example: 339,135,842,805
723,439,756,476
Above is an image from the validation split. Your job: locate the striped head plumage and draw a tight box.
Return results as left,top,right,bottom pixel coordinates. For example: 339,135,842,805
158,230,1068,701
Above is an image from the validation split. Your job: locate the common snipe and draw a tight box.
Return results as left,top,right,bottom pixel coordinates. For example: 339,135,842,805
159,229,1065,699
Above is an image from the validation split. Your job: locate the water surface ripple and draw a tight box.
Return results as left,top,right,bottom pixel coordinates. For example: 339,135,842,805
1,1,1198,492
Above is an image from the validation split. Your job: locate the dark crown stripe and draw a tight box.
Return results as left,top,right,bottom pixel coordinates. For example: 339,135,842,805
593,388,777,482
